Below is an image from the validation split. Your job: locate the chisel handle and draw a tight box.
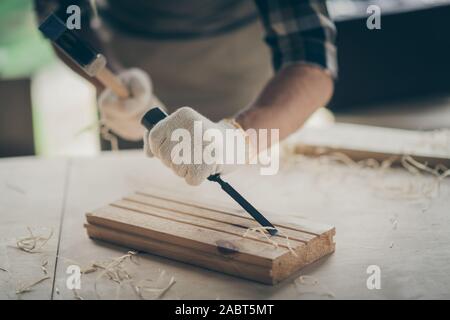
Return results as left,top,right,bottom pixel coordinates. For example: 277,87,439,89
141,107,169,129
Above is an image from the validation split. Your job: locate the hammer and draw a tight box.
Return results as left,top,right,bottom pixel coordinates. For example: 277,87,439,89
39,13,129,98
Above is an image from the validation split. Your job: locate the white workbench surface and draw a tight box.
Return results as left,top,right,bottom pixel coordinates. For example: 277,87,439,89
1,151,449,299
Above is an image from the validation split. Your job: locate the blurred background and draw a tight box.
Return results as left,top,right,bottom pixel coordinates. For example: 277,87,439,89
1,0,450,158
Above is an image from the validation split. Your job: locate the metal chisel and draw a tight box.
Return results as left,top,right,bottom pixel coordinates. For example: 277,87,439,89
141,108,278,236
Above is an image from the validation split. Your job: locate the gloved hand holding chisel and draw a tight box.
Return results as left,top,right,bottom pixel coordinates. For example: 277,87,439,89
143,107,255,186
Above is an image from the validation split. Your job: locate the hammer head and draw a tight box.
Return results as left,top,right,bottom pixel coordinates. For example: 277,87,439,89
39,14,105,76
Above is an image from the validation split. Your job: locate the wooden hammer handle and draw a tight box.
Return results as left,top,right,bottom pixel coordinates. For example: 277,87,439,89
96,67,130,99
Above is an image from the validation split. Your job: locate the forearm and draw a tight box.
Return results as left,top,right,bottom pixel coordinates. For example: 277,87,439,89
236,64,334,141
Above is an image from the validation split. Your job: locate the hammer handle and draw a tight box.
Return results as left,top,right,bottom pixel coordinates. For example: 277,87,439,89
96,67,130,99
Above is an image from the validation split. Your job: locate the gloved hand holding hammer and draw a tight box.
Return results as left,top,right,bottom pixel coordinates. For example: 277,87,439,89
98,68,157,141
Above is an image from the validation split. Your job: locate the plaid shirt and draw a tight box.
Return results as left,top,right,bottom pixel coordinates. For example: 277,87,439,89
35,0,337,78
255,0,338,78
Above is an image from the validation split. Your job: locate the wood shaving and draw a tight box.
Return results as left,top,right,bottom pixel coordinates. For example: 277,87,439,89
16,276,50,295
41,260,49,275
94,251,138,299
402,155,450,179
50,251,175,300
243,227,298,256
133,270,176,300
286,148,449,202
81,265,98,274
16,227,53,253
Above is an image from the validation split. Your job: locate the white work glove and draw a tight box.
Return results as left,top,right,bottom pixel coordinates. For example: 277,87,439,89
98,68,155,141
144,107,251,186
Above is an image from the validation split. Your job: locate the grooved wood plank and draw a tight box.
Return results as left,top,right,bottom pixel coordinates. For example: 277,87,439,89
85,190,336,284
135,189,331,235
120,195,315,243
87,206,284,266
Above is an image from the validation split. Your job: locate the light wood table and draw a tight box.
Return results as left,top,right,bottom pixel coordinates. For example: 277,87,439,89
1,151,449,299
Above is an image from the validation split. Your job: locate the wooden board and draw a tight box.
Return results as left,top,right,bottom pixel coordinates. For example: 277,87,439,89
289,123,450,166
85,190,335,285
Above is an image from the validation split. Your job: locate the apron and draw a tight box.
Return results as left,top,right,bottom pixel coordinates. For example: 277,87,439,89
99,1,273,148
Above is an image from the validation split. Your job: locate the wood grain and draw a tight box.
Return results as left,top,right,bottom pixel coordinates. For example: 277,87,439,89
85,190,335,284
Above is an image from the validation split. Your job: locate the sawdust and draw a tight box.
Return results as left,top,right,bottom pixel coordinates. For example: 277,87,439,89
242,227,298,256
16,227,54,253
16,276,51,295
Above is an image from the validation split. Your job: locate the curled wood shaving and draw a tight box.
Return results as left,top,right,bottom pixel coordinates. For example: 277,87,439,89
133,270,176,300
243,227,298,257
380,155,450,200
16,227,53,253
401,155,450,179
94,251,138,299
16,276,50,295
41,260,49,275
286,148,449,202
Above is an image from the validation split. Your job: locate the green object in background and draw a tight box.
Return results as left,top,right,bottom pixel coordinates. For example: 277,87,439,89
0,0,55,79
